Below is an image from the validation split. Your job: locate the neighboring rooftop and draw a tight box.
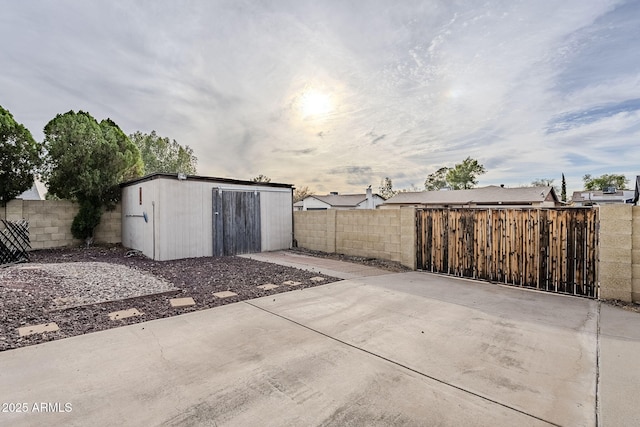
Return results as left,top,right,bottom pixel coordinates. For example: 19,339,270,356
312,194,371,208
16,182,43,200
572,189,635,205
384,185,559,207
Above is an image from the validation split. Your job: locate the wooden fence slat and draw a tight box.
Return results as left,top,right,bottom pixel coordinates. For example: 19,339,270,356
416,207,597,298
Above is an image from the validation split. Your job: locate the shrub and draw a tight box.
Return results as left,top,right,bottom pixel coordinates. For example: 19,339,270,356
71,201,103,243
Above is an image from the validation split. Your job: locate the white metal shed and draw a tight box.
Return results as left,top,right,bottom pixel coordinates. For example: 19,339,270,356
120,173,293,261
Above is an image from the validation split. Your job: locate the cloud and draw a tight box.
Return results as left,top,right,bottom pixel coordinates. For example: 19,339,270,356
1,0,638,195
328,166,373,175
272,147,317,155
547,99,640,133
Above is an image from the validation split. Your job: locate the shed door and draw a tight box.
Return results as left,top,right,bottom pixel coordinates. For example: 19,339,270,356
212,189,262,256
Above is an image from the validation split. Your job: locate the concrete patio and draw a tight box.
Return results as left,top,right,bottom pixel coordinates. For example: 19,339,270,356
0,258,638,426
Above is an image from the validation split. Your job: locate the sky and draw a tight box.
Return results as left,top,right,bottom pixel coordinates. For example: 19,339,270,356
1,0,639,195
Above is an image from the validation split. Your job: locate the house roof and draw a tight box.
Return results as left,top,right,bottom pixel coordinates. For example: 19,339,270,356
17,182,43,200
384,186,558,206
304,193,385,208
120,173,293,188
311,194,368,207
572,189,635,204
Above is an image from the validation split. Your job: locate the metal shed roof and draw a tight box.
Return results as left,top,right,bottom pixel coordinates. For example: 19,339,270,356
120,173,293,189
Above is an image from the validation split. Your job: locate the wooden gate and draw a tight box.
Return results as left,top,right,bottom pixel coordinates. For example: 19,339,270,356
416,208,598,298
212,189,261,256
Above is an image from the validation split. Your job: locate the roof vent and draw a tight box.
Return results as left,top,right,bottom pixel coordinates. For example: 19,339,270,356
603,186,617,194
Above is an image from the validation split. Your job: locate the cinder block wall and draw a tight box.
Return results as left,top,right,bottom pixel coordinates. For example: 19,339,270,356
1,199,122,250
598,205,639,303
293,210,334,252
293,208,417,269
633,207,640,303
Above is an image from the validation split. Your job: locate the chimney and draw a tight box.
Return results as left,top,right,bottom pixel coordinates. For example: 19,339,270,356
366,186,373,209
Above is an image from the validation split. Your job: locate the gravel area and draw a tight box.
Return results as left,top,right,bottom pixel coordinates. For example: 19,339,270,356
16,262,178,310
290,247,411,273
0,245,340,352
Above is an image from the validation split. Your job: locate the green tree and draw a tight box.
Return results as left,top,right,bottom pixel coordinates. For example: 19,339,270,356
293,186,313,203
129,131,197,175
424,167,450,191
561,174,567,202
379,177,397,199
0,105,42,206
445,157,486,190
583,174,629,191
252,174,271,183
42,111,143,242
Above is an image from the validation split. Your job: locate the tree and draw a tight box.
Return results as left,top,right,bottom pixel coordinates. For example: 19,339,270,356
424,167,450,191
531,178,555,187
424,158,486,191
252,174,271,183
294,186,313,203
561,174,567,202
42,111,144,242
530,178,558,193
0,105,41,206
583,174,629,191
422,157,485,191
447,157,486,189
129,131,197,175
379,177,397,199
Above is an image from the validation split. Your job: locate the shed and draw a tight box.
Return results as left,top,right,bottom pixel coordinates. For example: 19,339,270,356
120,173,293,261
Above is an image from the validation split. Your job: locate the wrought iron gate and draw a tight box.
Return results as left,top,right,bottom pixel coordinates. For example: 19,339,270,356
212,189,261,256
416,208,599,298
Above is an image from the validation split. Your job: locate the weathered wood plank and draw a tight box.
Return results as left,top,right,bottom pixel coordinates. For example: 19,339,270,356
415,207,597,298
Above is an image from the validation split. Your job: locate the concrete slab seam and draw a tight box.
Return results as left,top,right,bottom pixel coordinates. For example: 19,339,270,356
243,300,561,427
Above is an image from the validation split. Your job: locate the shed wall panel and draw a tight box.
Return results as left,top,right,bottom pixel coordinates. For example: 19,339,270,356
122,180,158,259
261,190,293,251
157,179,213,261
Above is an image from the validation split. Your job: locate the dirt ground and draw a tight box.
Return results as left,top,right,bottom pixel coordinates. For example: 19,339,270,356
0,245,344,352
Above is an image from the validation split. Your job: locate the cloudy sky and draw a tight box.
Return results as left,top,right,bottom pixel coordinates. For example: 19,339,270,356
1,0,639,194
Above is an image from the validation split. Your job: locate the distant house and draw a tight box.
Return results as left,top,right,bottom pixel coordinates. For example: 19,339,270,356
294,188,385,211
572,188,635,206
381,186,560,209
16,182,44,200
